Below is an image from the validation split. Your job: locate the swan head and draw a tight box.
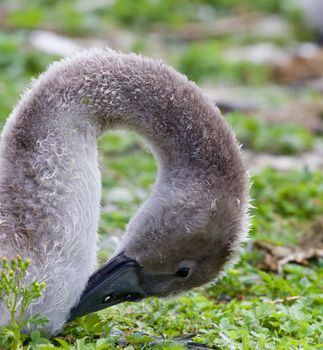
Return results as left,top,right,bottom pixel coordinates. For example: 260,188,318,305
69,175,249,320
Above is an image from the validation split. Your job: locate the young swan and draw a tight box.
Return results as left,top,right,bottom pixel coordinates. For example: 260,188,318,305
0,49,249,335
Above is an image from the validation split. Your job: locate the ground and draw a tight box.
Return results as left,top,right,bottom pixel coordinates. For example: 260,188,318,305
0,0,322,349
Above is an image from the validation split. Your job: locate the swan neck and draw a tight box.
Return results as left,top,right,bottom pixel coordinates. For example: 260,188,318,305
0,50,247,333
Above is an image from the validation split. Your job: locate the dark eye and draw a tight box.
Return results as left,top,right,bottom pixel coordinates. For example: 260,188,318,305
175,267,190,278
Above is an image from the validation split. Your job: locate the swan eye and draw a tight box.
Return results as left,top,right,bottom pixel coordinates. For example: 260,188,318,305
175,267,190,278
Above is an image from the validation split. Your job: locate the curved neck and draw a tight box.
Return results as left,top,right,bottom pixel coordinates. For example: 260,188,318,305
0,49,247,333
0,50,245,248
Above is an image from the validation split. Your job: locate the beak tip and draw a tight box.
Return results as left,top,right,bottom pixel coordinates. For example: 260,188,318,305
66,253,147,320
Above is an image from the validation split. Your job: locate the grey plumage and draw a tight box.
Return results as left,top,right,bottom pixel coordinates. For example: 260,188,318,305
0,48,250,335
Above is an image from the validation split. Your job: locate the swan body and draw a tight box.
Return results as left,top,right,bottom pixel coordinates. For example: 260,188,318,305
0,48,249,335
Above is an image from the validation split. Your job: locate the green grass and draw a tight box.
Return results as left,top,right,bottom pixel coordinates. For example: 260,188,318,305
63,135,323,349
177,42,270,84
0,0,322,348
0,0,301,33
2,129,321,349
0,32,57,124
226,113,315,155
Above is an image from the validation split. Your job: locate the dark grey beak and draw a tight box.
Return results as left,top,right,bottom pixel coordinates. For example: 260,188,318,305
67,253,153,322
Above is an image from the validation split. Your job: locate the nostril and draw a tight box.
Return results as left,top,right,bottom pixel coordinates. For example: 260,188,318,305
104,295,111,303
175,267,190,278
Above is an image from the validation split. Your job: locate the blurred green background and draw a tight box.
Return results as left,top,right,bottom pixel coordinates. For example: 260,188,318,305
0,0,323,349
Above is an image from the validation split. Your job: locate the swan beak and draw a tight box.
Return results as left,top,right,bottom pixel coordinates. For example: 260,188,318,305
67,253,151,322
